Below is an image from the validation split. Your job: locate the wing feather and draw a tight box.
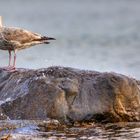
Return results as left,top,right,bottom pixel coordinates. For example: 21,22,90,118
1,27,41,44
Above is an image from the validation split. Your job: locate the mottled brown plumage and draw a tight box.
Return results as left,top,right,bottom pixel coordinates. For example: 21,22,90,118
0,16,55,70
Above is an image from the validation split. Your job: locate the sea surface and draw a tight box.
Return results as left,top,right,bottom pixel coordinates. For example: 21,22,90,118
0,0,140,79
0,0,140,139
0,120,140,140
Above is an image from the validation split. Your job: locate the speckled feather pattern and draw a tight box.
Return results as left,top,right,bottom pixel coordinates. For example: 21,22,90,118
0,27,50,50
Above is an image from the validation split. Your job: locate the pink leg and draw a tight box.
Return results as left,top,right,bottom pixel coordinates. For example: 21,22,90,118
2,50,14,71
8,50,12,67
13,49,17,68
3,50,17,71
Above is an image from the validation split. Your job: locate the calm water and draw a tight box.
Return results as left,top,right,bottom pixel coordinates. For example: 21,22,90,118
0,0,140,139
0,0,140,79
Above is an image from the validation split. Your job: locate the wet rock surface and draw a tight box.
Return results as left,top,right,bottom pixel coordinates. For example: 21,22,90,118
0,66,139,123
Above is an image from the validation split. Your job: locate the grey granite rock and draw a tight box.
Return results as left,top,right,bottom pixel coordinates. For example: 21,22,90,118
0,66,139,123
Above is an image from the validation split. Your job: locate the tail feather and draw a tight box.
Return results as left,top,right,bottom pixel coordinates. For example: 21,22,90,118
33,36,56,42
41,36,56,40
44,42,50,44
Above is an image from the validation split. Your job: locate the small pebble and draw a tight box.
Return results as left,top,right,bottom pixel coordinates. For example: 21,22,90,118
88,136,95,140
48,136,58,140
66,138,76,140
80,136,88,139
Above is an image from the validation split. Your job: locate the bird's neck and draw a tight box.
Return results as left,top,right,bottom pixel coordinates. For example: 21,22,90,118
0,16,2,27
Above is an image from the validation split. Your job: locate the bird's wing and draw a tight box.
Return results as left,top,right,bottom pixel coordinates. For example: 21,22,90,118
1,27,41,44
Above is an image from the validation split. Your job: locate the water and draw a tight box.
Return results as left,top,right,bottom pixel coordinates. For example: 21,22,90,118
0,0,140,139
0,0,140,79
0,120,140,140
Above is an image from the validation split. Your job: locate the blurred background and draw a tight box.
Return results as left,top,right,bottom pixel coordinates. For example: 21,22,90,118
0,0,140,79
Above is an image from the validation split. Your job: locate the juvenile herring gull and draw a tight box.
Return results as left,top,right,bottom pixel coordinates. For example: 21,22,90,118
0,16,55,70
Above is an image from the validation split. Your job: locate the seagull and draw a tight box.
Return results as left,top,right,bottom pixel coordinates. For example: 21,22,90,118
0,16,55,70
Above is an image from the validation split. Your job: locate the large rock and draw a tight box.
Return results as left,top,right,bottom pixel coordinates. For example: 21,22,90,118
0,66,139,123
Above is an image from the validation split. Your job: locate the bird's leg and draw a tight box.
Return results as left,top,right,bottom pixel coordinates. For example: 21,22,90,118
13,49,17,68
2,50,14,70
8,50,12,67
4,50,17,71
